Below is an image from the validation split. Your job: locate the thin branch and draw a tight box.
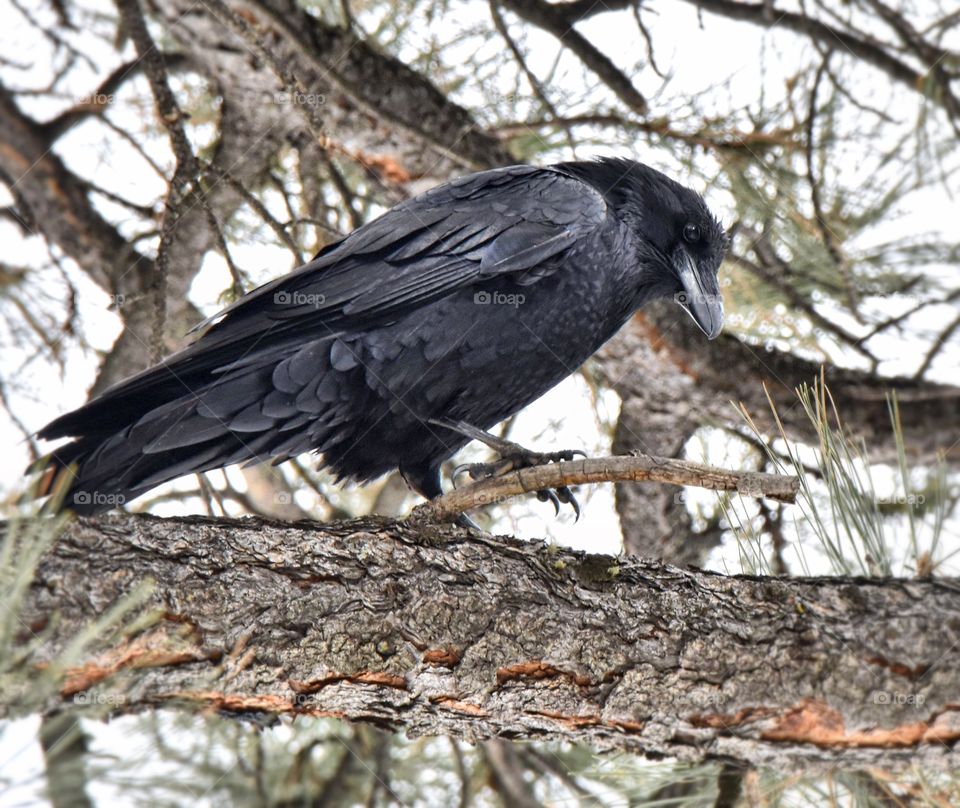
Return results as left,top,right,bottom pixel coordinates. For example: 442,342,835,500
491,113,801,152
40,55,187,140
489,0,577,155
414,454,800,522
499,0,648,114
679,0,960,123
115,0,199,361
632,3,665,78
216,171,305,265
729,248,876,362
804,54,859,315
914,310,960,380
318,150,364,232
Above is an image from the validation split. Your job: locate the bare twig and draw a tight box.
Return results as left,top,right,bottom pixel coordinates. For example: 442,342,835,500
804,54,859,315
115,0,198,361
500,0,648,114
489,0,577,155
491,113,800,152
914,310,960,380
414,454,800,521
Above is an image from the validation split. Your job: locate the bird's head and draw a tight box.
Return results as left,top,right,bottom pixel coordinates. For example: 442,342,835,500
564,158,729,339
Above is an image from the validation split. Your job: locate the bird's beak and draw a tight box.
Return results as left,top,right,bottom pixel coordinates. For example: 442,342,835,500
674,247,723,340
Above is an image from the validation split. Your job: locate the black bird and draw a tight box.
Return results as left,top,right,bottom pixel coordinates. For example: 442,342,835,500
34,157,727,516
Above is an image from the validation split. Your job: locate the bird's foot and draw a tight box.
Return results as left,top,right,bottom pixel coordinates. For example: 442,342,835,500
433,419,584,520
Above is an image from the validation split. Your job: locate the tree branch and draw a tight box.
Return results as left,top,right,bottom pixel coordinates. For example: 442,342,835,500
415,454,799,522
499,0,648,114
13,513,960,772
603,303,960,467
683,0,959,121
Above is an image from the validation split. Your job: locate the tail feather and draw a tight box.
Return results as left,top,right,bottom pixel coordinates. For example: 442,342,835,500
29,332,396,514
31,358,281,513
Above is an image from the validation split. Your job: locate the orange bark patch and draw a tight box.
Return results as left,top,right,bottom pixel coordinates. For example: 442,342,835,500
351,152,411,184
167,690,346,719
423,648,461,667
632,313,700,380
867,655,930,680
235,8,259,26
606,718,645,733
289,670,407,694
61,629,217,697
689,706,777,730
527,709,600,729
432,696,488,716
693,699,960,749
495,660,592,688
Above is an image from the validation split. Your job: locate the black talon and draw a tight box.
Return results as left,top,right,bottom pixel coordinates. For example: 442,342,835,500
456,512,483,530
556,486,582,521
537,488,561,516
452,464,472,486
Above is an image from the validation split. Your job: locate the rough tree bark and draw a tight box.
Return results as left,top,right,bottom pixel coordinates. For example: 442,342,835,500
154,0,512,179
15,513,960,772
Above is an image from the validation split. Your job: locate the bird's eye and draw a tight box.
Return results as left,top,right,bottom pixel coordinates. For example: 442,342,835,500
682,223,701,244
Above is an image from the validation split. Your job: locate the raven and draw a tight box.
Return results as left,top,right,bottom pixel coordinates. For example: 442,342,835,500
34,157,727,516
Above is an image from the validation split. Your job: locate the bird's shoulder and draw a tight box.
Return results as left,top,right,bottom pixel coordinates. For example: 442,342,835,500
331,163,610,257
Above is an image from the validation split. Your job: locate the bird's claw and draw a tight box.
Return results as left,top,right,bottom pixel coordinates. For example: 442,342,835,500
461,448,584,519
536,488,561,515
452,459,513,485
558,485,581,522
536,485,581,521
432,418,584,519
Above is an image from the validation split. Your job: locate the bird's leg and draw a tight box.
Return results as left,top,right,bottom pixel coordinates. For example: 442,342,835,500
428,418,584,519
401,461,482,530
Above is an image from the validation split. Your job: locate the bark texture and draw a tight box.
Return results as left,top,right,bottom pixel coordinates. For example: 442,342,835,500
16,513,960,772
154,0,512,180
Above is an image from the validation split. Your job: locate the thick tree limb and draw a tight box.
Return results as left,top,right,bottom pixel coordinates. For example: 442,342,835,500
416,454,799,522
601,304,960,467
154,0,512,178
0,83,148,292
13,513,960,772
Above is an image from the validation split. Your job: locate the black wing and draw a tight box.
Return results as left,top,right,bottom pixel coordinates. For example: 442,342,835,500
192,164,608,347
39,164,609,441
